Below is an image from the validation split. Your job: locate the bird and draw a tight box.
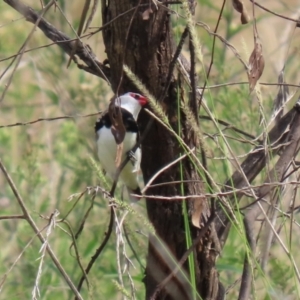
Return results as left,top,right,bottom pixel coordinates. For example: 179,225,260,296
95,92,147,201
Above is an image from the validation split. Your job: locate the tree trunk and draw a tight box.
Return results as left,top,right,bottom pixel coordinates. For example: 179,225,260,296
101,1,224,299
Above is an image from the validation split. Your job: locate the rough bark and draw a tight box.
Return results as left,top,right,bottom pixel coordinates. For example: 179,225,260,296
101,1,223,299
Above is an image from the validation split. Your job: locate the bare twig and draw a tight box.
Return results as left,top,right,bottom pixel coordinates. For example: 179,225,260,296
75,206,114,297
150,213,216,300
66,0,92,68
0,214,25,220
142,148,195,194
74,192,95,240
0,158,83,300
239,101,300,300
0,112,101,129
160,26,189,101
199,115,258,140
250,0,300,25
0,223,48,291
84,0,99,33
115,0,142,94
4,0,110,80
32,209,60,299
1,0,56,103
62,221,90,289
216,101,297,243
199,0,226,108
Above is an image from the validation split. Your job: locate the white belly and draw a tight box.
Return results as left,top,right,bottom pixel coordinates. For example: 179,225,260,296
96,127,141,190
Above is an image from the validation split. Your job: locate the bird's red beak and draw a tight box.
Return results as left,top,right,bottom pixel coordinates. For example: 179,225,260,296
138,96,148,106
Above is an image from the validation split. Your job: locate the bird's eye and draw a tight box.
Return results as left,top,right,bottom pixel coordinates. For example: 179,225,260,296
130,93,140,100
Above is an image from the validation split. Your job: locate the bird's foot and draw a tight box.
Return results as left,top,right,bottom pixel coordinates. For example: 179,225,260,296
127,150,137,163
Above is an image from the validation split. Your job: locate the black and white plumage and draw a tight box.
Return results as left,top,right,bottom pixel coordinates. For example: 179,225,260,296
95,92,147,201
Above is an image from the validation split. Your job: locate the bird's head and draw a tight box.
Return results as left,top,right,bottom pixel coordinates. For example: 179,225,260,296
115,92,148,120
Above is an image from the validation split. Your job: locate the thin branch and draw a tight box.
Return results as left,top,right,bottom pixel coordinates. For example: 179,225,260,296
115,0,142,94
74,193,96,240
250,0,300,25
0,34,92,63
160,26,189,101
66,0,91,68
199,81,300,89
238,101,300,300
0,214,25,220
0,223,48,290
0,157,83,300
0,0,56,103
215,99,297,243
289,171,299,249
0,112,101,128
198,0,226,109
4,0,110,81
75,206,114,297
123,224,145,270
142,148,195,194
199,115,258,140
188,31,197,118
150,213,216,300
84,0,99,33
62,221,90,290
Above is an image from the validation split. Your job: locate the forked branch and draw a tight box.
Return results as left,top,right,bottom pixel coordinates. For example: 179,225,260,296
4,0,110,80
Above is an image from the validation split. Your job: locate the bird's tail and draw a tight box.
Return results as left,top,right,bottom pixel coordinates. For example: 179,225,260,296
127,186,142,202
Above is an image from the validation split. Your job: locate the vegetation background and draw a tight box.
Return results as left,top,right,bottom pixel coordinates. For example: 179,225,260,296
1,0,300,299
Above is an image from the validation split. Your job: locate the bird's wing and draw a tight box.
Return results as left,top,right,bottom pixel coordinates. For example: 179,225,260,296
95,110,109,137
